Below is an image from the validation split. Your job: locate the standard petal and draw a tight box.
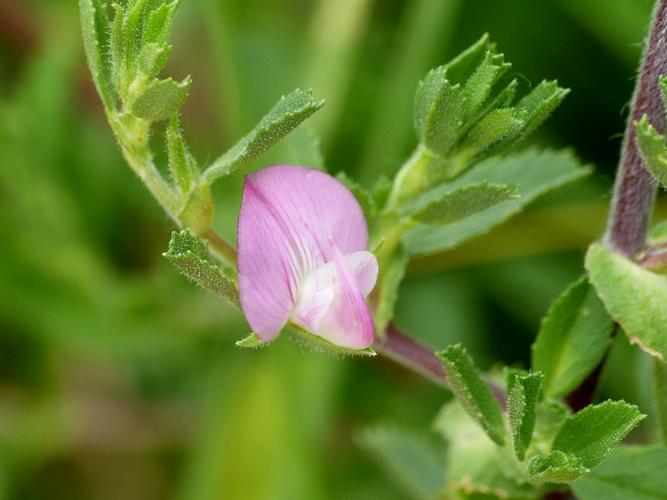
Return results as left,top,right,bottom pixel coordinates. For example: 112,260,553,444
315,248,375,349
237,165,370,342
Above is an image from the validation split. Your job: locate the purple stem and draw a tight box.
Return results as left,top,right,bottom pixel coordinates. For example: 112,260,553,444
374,323,507,407
605,0,667,255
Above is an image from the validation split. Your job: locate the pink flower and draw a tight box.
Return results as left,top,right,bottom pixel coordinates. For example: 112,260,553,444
237,165,378,349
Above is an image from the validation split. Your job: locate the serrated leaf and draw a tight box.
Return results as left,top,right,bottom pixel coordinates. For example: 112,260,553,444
163,230,239,306
203,89,324,183
79,0,115,109
357,426,445,500
438,344,505,445
402,148,590,255
137,42,171,78
552,400,645,470
442,34,492,86
374,248,408,334
572,445,667,500
416,67,468,156
507,371,543,461
529,451,589,484
532,276,614,398
636,114,667,188
462,48,511,116
586,242,667,360
403,181,516,226
131,76,191,122
166,115,198,192
515,80,569,141
455,107,526,161
143,0,178,47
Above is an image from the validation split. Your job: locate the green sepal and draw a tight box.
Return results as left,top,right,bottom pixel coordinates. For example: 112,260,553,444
287,324,376,357
79,0,115,109
438,344,505,445
163,230,239,306
131,76,192,122
586,242,667,361
402,181,517,226
507,371,543,461
236,332,265,348
532,276,614,398
336,172,376,224
166,115,198,193
635,114,667,187
203,89,324,184
552,400,645,470
528,450,589,484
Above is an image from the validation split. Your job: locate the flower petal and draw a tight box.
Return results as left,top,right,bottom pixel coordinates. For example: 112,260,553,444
237,165,369,342
314,247,375,349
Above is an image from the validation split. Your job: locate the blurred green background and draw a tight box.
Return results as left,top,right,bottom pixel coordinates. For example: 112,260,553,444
0,0,659,498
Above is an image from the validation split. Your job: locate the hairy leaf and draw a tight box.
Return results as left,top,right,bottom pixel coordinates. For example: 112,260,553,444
438,344,505,445
586,242,667,360
507,371,543,461
166,116,198,193
163,230,239,306
572,445,667,500
635,114,667,188
529,450,589,484
79,0,115,109
552,400,645,470
532,276,614,397
131,76,191,122
403,148,590,255
203,89,324,183
403,181,516,226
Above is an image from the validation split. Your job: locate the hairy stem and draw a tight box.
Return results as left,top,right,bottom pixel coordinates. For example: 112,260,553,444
604,0,667,255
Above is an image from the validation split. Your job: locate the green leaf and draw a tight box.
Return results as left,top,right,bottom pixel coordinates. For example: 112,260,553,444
357,426,445,500
635,114,667,187
552,400,645,470
455,107,526,160
403,181,517,226
532,400,571,455
166,116,198,193
402,148,590,255
461,47,511,116
434,400,545,499
515,80,570,141
203,89,324,183
137,42,171,78
143,0,178,47
572,445,667,500
163,230,239,306
374,249,408,334
438,344,505,445
528,450,589,484
507,371,543,461
586,242,667,360
131,76,191,122
79,0,115,109
110,3,126,88
532,276,614,398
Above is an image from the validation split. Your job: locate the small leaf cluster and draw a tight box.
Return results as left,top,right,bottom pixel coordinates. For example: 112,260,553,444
80,0,322,238
366,37,586,335
437,340,645,498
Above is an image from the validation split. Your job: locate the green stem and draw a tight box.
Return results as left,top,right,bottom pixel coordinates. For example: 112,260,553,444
654,358,667,444
386,144,435,208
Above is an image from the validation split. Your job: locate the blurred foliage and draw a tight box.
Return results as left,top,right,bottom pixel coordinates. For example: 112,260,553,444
0,0,660,498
